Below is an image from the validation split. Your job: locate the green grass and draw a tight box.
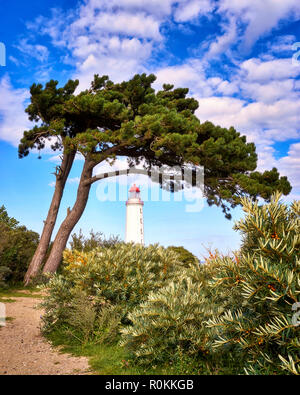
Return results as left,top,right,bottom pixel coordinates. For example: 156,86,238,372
44,326,245,375
0,298,16,303
45,328,188,375
0,285,43,301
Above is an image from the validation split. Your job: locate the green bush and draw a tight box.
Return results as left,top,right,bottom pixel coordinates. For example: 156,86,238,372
40,244,189,342
0,206,39,285
120,278,207,366
167,246,199,266
70,229,121,252
205,193,300,375
62,243,187,308
120,193,299,375
120,254,241,374
0,266,12,289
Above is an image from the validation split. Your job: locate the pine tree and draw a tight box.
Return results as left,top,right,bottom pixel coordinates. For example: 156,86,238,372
21,73,291,280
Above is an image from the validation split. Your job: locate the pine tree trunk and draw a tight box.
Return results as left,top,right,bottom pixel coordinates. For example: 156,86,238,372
42,158,94,274
24,150,76,285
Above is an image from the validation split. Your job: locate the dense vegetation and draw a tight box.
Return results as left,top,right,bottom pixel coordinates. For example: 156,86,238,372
41,193,299,375
69,229,121,252
0,206,39,287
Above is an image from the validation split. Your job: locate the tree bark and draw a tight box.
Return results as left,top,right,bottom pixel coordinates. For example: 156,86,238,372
24,150,76,285
42,158,94,274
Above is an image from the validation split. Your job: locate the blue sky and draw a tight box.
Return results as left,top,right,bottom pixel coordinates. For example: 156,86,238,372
0,0,299,259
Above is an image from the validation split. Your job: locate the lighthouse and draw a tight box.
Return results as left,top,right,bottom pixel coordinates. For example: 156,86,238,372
125,184,144,245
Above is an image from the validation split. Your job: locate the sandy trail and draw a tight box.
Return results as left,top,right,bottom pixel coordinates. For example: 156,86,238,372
0,295,92,375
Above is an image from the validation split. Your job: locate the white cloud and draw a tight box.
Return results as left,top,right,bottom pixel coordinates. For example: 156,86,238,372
256,142,300,199
9,56,20,66
0,76,30,146
277,143,300,189
27,2,168,89
94,13,161,40
83,0,175,19
71,9,162,40
218,0,300,52
195,96,300,144
154,59,216,97
16,38,49,62
204,15,237,59
174,0,214,22
216,79,238,95
269,35,296,54
240,79,297,103
240,58,300,82
49,176,81,187
195,95,245,127
68,177,80,184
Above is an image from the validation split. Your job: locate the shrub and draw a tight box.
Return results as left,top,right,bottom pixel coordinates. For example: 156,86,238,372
119,193,299,375
120,254,241,374
69,229,121,252
41,244,189,342
205,193,300,375
62,243,187,309
120,278,208,366
0,206,39,284
0,266,12,289
167,246,199,266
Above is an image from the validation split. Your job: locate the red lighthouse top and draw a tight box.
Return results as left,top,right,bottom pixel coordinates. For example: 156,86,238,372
129,184,140,193
127,184,143,205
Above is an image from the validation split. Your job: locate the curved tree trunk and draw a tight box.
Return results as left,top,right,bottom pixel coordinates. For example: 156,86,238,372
42,158,94,274
24,150,76,285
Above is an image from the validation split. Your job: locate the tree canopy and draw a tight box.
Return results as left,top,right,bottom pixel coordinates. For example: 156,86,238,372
60,73,291,217
20,73,291,217
19,73,292,278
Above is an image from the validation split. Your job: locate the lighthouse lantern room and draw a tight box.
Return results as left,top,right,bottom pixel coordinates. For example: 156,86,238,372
125,184,144,245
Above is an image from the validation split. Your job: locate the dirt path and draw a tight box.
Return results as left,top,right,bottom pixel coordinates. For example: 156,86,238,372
0,295,92,375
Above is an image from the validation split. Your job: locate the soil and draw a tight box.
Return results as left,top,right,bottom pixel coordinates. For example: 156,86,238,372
0,294,92,375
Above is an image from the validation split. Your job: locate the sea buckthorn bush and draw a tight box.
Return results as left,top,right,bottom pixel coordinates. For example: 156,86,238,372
120,278,208,365
205,193,300,374
40,243,189,341
120,193,300,375
120,254,241,373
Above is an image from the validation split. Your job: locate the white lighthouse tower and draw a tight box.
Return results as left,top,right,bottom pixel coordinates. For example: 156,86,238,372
125,184,144,245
